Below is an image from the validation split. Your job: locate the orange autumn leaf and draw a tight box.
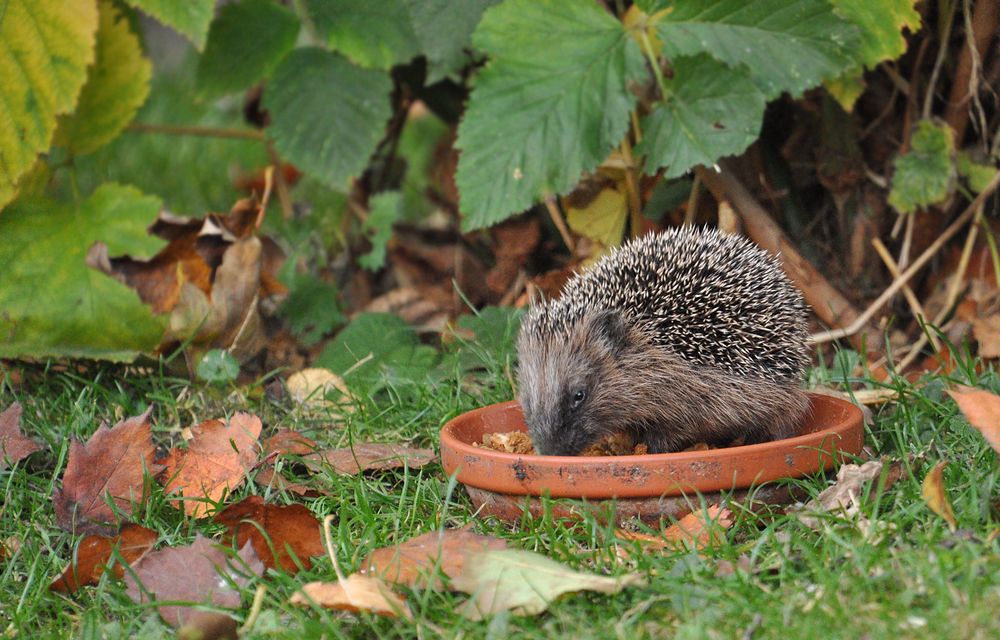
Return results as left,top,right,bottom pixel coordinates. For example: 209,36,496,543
0,402,42,470
947,386,1000,455
304,443,436,475
214,496,324,573
921,461,957,530
290,574,411,618
54,407,162,535
360,527,507,588
50,523,157,593
161,413,261,518
616,505,733,552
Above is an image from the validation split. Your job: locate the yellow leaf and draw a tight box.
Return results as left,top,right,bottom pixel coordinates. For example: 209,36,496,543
921,461,956,530
0,0,98,209
290,574,411,618
947,386,1000,456
54,0,152,155
565,186,628,264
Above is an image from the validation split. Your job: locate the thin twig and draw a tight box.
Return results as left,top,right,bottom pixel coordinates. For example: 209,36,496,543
544,196,576,253
684,173,701,226
619,137,644,238
266,141,294,221
125,122,265,140
922,0,958,119
871,237,941,353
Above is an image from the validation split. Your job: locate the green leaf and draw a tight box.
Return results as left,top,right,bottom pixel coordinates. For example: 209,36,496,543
304,0,420,70
637,55,767,178
0,184,167,361
405,0,500,83
196,349,240,384
956,152,998,195
124,0,215,50
278,273,344,347
359,192,403,271
831,0,920,69
0,0,98,210
455,0,645,230
263,48,392,191
54,0,152,156
315,312,435,385
452,549,646,619
652,0,859,98
196,0,299,97
825,0,920,110
888,120,956,214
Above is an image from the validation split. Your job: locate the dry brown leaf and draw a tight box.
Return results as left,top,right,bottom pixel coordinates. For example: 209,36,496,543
253,466,321,496
797,460,886,529
972,315,1000,358
616,505,733,554
289,574,411,618
124,535,263,629
161,413,262,518
947,386,1000,455
304,443,436,475
0,402,41,470
213,496,324,573
54,407,162,535
261,429,318,458
286,368,352,410
360,527,508,588
922,461,957,530
50,523,157,593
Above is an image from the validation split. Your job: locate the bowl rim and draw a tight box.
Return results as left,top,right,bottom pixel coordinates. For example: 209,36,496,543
439,392,865,498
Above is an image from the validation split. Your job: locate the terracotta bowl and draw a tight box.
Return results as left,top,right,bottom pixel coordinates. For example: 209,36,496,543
439,392,864,524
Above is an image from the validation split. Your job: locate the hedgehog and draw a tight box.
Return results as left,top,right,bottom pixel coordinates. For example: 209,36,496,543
516,226,811,456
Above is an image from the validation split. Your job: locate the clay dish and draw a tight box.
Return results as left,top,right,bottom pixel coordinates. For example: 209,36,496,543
439,392,864,523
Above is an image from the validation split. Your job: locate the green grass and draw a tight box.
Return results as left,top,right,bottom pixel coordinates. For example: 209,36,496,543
1,346,998,639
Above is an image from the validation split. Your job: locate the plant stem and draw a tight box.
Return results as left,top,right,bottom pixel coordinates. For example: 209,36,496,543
125,122,266,141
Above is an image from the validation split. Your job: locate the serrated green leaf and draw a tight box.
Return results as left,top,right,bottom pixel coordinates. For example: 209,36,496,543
264,47,392,190
196,0,299,97
956,152,998,195
653,0,859,98
315,312,436,385
263,48,392,191
0,0,98,210
279,273,344,347
405,0,499,83
0,184,167,361
124,0,215,50
637,55,766,178
832,0,920,69
455,0,645,230
359,192,403,271
452,549,646,619
888,120,956,214
54,1,151,156
304,0,420,70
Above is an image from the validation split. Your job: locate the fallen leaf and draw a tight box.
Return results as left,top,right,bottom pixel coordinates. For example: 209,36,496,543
921,461,957,530
451,548,646,620
304,443,436,475
360,527,508,588
0,402,41,469
261,429,318,458
947,386,1000,455
177,611,239,640
616,505,733,554
286,368,352,408
797,460,886,529
972,315,1000,359
124,535,263,629
50,523,157,593
54,407,162,535
213,496,324,573
161,413,262,518
290,574,411,618
253,466,319,497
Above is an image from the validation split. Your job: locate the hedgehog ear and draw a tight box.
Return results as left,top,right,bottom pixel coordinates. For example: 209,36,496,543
590,309,628,356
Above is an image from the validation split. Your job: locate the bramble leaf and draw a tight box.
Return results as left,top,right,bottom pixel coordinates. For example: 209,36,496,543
0,184,166,360
359,192,403,271
304,0,420,70
888,120,955,214
264,48,392,191
0,0,98,209
55,0,152,156
456,0,645,230
124,0,215,50
405,0,500,83
637,55,766,178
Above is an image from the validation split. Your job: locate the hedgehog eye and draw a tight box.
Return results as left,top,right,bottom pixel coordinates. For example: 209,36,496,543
571,389,586,409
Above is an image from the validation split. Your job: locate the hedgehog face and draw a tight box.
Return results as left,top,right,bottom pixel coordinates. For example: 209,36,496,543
517,309,629,455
